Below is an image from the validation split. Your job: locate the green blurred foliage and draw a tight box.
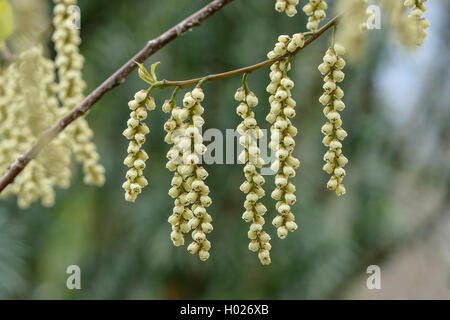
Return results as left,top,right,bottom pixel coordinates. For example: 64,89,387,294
0,0,449,299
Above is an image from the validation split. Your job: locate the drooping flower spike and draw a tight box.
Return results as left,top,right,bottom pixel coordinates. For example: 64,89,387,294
122,89,156,202
182,87,213,261
235,76,271,265
163,85,212,261
164,90,193,248
318,43,348,196
0,47,74,208
52,0,105,186
266,33,305,239
334,0,372,60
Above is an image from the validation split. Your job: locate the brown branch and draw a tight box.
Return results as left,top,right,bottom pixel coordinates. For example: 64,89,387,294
163,14,341,88
0,0,235,192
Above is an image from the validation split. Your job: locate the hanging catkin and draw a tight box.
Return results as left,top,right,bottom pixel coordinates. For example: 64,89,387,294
318,43,348,196
52,0,105,186
266,34,304,239
235,83,271,265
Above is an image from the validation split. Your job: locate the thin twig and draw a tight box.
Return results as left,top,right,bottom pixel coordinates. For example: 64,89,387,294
163,14,341,88
0,0,235,193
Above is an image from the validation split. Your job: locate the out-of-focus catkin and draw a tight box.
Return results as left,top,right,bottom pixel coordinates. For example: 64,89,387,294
0,46,72,208
335,0,372,61
9,0,50,53
318,43,348,196
403,0,429,46
266,34,304,239
122,90,155,202
52,0,105,186
382,0,429,47
302,0,328,32
235,85,271,265
275,0,300,17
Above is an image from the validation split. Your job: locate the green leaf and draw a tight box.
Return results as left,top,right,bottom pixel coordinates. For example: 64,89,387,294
150,61,160,82
134,61,161,85
134,61,153,84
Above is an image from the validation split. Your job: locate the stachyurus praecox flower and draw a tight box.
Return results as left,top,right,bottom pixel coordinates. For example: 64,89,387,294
275,0,300,17
318,43,348,196
235,83,271,265
122,90,156,202
302,0,328,32
266,33,304,240
164,88,213,261
52,0,105,186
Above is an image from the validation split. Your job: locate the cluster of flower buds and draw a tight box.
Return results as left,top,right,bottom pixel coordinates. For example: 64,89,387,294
404,0,429,46
318,44,348,196
52,0,105,186
1,56,56,208
165,96,198,248
266,34,304,239
235,86,271,265
302,0,328,32
181,88,213,261
164,97,192,247
267,33,305,60
164,88,212,260
275,0,300,17
122,90,155,202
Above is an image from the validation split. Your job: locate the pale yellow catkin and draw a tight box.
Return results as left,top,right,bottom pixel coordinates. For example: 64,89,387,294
334,0,372,61
382,0,429,47
9,0,50,53
302,0,328,32
0,46,71,208
266,34,304,239
275,0,300,17
39,55,72,189
18,47,72,190
122,90,156,202
235,86,271,265
164,98,193,248
52,0,105,186
403,0,430,46
381,1,414,47
178,88,213,261
318,44,348,196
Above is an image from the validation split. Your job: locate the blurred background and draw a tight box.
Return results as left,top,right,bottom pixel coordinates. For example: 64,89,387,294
0,0,449,299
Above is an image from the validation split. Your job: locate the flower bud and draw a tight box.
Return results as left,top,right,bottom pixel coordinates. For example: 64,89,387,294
192,87,205,101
